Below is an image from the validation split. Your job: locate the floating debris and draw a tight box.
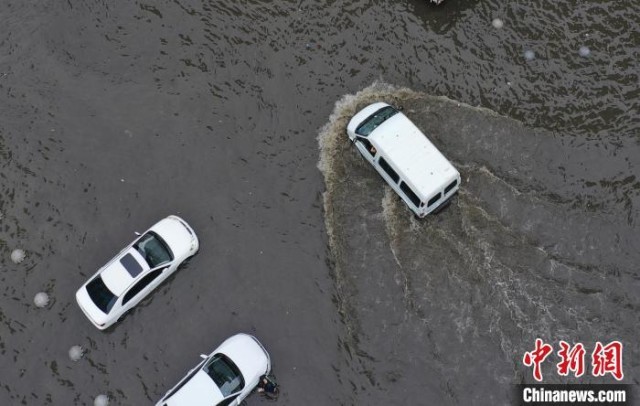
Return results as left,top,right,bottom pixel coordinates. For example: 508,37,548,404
11,248,26,264
492,18,504,29
94,394,109,406
68,345,84,362
524,50,536,61
34,292,50,308
579,46,590,57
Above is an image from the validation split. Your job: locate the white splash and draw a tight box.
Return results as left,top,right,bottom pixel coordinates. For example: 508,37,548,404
579,46,590,57
492,18,504,29
524,50,535,61
68,345,84,362
34,292,50,308
94,394,109,406
11,248,26,264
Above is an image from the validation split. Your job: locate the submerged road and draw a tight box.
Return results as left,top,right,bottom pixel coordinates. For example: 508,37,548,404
1,0,638,404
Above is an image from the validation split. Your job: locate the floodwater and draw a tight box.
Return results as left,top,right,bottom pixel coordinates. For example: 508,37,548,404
1,0,638,405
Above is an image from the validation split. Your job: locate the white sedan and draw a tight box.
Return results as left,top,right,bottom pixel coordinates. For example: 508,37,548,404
156,334,271,406
75,215,199,330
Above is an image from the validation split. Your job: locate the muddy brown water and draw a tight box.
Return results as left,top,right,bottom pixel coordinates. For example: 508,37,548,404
1,0,638,405
318,83,639,404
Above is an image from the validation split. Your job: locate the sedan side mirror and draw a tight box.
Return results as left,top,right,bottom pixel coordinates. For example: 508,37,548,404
134,231,141,236
200,354,207,359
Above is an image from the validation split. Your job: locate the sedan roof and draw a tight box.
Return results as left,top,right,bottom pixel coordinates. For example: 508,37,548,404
100,248,149,296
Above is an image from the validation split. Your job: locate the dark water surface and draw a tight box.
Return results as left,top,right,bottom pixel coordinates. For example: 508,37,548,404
1,0,638,405
318,84,640,404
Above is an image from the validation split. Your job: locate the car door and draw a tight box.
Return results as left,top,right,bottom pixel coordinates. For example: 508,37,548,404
217,393,240,406
165,256,181,277
354,136,377,164
237,373,259,404
120,267,168,312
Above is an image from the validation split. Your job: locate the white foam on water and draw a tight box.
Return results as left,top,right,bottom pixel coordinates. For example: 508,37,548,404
317,81,419,352
69,345,84,362
11,248,25,264
317,81,418,258
381,186,404,267
317,81,414,178
316,83,625,393
524,50,536,61
94,394,109,406
579,46,591,57
34,292,49,308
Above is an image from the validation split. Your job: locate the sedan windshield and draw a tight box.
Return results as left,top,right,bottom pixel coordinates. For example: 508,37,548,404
355,106,398,136
133,232,173,268
86,275,118,314
203,354,244,397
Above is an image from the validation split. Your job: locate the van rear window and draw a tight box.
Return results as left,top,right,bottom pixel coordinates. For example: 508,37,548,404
378,157,399,183
445,179,458,195
356,106,398,136
428,193,442,207
400,182,421,207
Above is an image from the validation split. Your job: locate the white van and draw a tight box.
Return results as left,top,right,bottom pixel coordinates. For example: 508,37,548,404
346,102,460,217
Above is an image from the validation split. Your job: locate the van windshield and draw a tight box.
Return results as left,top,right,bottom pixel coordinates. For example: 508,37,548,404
356,106,398,136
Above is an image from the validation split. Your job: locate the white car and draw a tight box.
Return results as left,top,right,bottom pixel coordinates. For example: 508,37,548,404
156,334,271,406
75,215,199,330
347,102,461,217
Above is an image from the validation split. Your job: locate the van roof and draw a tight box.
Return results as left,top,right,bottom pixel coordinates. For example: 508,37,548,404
368,112,458,201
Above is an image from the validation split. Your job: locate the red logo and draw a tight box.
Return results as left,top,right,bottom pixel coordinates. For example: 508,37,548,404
523,340,623,382
592,341,624,381
523,338,553,382
557,341,586,378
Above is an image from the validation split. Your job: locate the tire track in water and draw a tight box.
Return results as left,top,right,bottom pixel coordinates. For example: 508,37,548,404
318,83,640,404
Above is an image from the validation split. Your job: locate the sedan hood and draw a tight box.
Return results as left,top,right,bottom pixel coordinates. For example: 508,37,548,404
150,216,197,259
217,334,269,384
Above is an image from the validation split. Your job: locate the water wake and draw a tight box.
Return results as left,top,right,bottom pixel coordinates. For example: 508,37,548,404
318,82,639,403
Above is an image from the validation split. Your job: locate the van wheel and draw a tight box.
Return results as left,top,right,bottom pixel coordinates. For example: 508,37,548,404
432,199,452,215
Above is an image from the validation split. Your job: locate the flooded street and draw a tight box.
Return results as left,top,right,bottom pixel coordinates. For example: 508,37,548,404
318,83,640,404
1,0,639,405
